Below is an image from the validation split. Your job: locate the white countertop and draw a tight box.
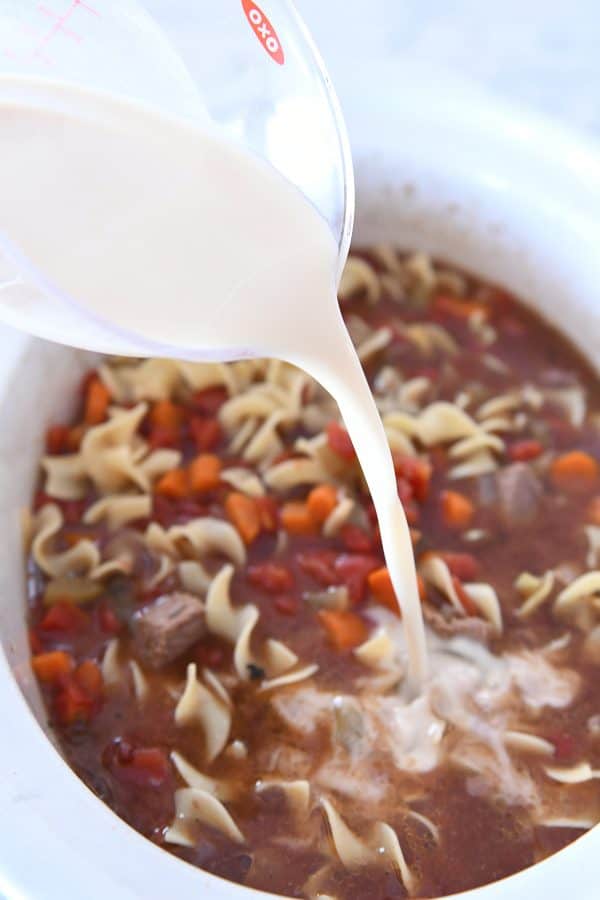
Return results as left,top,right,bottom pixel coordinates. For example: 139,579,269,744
297,0,600,139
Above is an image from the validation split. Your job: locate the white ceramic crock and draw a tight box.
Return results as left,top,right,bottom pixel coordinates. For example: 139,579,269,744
0,62,599,900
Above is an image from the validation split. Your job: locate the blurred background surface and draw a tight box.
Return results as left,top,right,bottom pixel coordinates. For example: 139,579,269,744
297,0,600,138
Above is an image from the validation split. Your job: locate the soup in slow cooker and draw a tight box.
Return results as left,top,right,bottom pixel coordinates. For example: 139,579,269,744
26,250,600,898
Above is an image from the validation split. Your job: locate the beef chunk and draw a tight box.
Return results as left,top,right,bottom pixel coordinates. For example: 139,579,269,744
495,462,542,527
424,604,492,644
131,592,205,669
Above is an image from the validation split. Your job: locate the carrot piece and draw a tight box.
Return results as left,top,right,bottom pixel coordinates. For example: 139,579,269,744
307,484,338,524
280,501,319,536
32,650,74,684
318,609,368,650
550,451,599,493
587,496,600,526
225,492,261,544
367,566,400,616
74,660,103,699
417,573,427,603
440,490,475,529
155,468,189,499
84,376,111,425
188,454,222,493
149,400,184,430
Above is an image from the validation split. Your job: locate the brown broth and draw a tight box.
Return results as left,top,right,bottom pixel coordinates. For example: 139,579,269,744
27,253,600,898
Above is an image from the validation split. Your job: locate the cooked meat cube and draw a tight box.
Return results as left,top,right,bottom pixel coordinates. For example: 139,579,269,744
423,604,493,644
131,592,206,669
495,462,542,527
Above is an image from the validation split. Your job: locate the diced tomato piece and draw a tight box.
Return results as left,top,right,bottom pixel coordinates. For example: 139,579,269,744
296,550,338,586
326,421,356,461
451,576,478,616
194,637,229,669
152,494,177,528
334,553,380,605
148,425,180,450
189,416,222,452
247,562,294,594
33,490,54,512
173,499,210,523
54,679,94,725
549,732,576,763
393,455,432,502
508,439,544,462
29,627,43,655
192,387,228,416
45,424,71,455
365,501,378,526
275,595,300,616
396,477,414,506
39,602,89,634
98,603,122,635
404,501,421,526
340,524,373,553
439,552,480,581
61,499,89,525
111,747,171,788
255,496,279,532
270,449,299,466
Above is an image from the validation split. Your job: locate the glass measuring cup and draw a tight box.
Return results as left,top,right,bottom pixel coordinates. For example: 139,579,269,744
0,0,354,357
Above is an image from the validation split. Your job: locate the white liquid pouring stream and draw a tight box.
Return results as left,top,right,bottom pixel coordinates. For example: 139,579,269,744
0,80,428,686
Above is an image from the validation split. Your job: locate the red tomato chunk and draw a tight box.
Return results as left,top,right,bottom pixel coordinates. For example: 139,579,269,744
508,440,544,462
39,602,89,634
104,741,171,788
326,421,356,460
247,562,294,593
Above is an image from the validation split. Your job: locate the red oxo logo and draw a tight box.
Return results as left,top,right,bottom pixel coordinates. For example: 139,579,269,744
241,0,285,66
